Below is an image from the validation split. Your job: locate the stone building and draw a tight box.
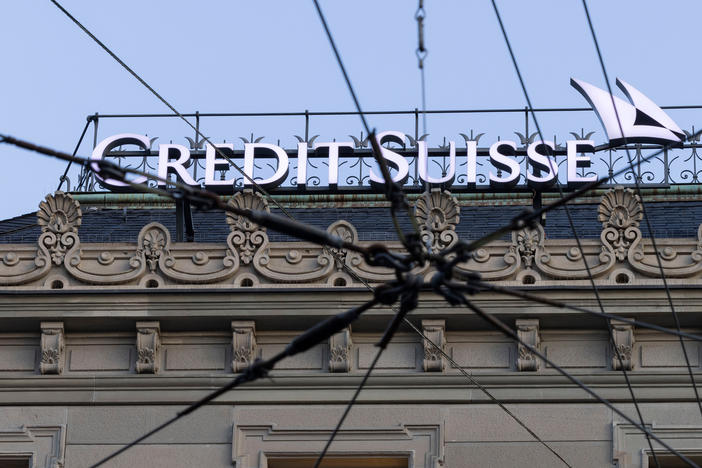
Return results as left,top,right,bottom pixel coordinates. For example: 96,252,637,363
0,187,701,467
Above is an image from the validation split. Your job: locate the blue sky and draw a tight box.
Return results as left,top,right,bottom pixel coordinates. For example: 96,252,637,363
1,1,700,219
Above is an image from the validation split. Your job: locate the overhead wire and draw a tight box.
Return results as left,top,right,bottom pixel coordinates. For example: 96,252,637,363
580,0,702,424
17,2,702,466
457,297,701,468
486,0,659,463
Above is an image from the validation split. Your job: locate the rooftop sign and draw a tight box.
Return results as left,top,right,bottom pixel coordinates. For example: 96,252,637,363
89,78,684,194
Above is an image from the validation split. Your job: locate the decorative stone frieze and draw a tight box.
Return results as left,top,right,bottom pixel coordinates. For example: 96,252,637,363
610,320,635,371
226,190,269,265
232,321,257,373
415,189,460,251
136,321,160,374
328,328,352,373
422,319,446,372
516,319,540,371
40,321,64,375
6,187,702,289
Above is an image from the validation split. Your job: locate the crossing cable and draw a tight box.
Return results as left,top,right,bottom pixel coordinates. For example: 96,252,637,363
471,281,702,343
308,2,570,465
1,131,571,468
448,294,702,468
486,0,660,463
401,318,573,467
48,0,420,312
580,0,702,421
310,0,422,255
11,131,702,468
20,3,702,465
6,131,702,347
85,294,401,468
48,0,327,236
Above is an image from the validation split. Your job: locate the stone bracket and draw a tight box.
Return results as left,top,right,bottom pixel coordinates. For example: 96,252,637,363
329,328,352,373
611,320,635,370
136,321,160,374
232,321,256,373
40,321,64,375
422,319,446,372
516,319,540,371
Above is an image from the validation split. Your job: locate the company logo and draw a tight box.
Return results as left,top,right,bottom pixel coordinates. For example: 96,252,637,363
571,78,684,146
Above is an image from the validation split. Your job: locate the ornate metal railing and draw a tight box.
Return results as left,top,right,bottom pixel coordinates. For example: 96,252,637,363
64,107,702,193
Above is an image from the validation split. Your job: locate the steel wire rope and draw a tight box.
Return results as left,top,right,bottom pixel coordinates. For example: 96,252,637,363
483,0,664,463
310,0,422,252
308,1,427,465
16,1,702,462
3,131,626,468
455,297,701,468
1,130,572,468
580,0,702,423
48,0,322,231
9,132,702,347
309,1,569,466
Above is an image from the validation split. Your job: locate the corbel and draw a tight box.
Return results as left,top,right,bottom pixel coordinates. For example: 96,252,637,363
610,319,635,370
516,319,540,371
136,321,160,374
232,321,256,373
40,321,64,375
329,328,352,373
422,319,446,372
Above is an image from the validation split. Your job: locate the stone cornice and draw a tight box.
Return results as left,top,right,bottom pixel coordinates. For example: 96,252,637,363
0,372,700,405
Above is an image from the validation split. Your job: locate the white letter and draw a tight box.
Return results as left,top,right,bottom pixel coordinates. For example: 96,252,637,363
243,143,289,189
314,141,353,187
205,143,235,190
418,140,456,186
296,142,308,189
526,140,557,189
91,134,149,190
567,140,597,186
489,141,520,189
464,140,477,187
157,144,197,186
369,131,409,185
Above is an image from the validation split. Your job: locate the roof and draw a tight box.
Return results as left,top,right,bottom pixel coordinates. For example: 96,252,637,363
2,199,701,244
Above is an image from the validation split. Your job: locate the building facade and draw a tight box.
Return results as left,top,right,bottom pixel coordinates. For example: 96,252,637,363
1,187,701,467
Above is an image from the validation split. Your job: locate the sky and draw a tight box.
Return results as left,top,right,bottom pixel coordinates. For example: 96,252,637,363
1,1,701,220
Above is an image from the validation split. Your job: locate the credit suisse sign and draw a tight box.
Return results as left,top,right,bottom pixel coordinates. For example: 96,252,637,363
91,78,683,193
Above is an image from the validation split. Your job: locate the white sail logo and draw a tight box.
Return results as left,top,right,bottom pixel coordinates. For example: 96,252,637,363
571,78,684,146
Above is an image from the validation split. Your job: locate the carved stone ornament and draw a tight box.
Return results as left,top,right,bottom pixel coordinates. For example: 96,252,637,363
226,190,269,265
516,319,540,371
611,320,635,370
37,191,82,266
139,224,169,273
136,321,160,374
599,187,643,262
329,328,352,372
422,319,446,372
40,321,64,375
232,321,256,373
415,189,460,251
327,221,360,272
511,224,544,269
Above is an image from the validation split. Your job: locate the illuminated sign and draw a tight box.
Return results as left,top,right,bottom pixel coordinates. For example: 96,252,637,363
91,78,683,193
